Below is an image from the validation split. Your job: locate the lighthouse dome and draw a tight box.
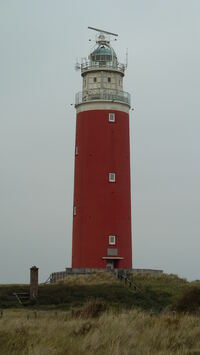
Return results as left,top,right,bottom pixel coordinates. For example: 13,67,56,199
90,45,117,67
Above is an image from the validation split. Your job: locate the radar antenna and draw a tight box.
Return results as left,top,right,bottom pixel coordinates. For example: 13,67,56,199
88,26,118,37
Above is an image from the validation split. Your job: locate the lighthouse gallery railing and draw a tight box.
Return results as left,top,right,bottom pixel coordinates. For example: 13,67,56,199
75,89,131,106
80,61,125,74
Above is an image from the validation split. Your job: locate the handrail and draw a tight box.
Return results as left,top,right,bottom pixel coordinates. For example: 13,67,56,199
81,61,125,73
75,89,131,106
117,274,142,293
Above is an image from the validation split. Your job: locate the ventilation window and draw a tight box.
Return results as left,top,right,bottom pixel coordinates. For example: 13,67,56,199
109,172,116,182
75,146,78,155
109,235,116,245
109,113,115,122
93,77,97,83
108,77,111,83
73,206,77,216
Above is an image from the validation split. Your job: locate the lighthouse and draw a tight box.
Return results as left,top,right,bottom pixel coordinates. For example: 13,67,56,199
72,27,132,270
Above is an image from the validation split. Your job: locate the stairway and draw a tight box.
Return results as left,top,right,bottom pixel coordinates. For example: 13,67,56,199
13,292,29,306
116,272,142,293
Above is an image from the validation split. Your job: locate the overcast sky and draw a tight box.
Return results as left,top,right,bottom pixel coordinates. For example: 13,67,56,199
0,0,200,283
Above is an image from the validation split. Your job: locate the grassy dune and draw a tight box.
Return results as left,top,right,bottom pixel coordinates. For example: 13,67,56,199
1,272,200,354
0,272,190,311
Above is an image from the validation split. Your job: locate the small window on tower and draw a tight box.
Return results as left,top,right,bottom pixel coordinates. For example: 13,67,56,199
109,235,116,245
109,172,116,183
108,77,111,83
73,206,77,216
93,77,97,83
75,146,78,155
109,113,115,122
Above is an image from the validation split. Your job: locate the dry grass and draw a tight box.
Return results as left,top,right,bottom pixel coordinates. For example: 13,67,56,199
1,308,200,355
57,271,119,286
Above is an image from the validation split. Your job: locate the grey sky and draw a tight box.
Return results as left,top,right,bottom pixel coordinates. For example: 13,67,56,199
0,0,200,283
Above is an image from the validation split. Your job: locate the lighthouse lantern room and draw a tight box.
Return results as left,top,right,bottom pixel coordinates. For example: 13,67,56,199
72,27,132,270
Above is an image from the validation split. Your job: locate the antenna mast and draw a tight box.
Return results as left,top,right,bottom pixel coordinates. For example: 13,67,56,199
126,48,128,68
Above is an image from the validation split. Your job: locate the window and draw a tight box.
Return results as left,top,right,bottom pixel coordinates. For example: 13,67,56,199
108,77,111,83
93,77,97,83
109,172,116,182
109,113,115,122
109,235,116,245
73,206,77,216
75,146,78,155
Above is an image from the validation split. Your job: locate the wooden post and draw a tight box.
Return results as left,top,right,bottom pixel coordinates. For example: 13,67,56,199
30,266,39,300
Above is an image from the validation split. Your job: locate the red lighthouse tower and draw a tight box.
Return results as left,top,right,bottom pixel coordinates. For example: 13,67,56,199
72,27,132,270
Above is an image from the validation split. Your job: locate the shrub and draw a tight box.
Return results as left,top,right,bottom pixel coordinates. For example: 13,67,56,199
174,286,200,313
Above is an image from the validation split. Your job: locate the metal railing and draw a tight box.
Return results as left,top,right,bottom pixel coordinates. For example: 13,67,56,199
75,89,131,106
81,61,125,74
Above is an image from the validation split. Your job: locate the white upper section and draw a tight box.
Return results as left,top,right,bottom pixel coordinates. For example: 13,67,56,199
82,71,123,93
75,31,130,109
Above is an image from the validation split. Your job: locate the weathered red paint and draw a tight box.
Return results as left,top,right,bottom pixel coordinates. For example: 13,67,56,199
72,109,132,269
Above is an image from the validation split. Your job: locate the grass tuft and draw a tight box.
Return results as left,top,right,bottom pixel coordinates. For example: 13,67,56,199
71,298,107,319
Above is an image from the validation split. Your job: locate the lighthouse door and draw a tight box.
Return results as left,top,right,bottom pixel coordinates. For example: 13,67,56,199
106,260,114,270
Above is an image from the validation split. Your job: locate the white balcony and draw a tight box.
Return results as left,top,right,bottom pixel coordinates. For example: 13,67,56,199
75,89,131,107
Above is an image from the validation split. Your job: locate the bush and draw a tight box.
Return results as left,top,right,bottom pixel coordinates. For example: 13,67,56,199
174,286,200,313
